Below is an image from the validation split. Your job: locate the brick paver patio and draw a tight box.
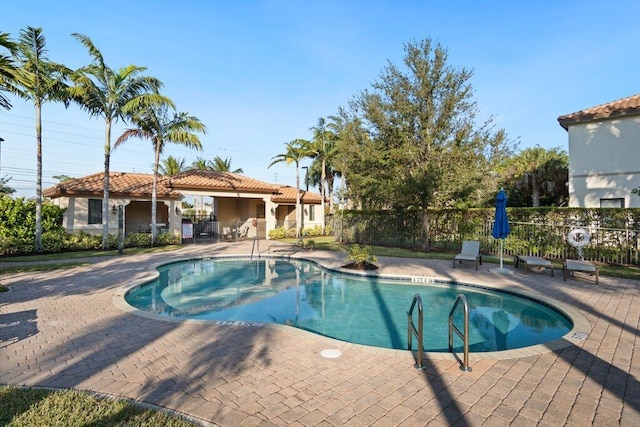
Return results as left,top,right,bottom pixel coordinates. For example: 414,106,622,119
1,241,638,426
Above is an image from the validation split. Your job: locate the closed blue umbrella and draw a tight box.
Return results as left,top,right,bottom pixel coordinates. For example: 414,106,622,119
492,190,510,270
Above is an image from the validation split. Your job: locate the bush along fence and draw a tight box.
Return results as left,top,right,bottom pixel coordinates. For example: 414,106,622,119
330,207,640,265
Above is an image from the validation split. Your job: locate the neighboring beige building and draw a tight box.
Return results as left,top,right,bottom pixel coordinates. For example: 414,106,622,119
43,170,324,239
558,94,640,208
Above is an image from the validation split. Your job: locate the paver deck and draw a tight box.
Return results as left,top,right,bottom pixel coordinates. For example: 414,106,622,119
1,241,639,426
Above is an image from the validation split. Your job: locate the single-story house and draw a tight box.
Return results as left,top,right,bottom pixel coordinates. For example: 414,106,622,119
558,93,640,208
43,170,325,239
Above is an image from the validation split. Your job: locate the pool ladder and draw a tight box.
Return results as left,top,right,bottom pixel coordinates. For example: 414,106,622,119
250,235,259,260
407,294,425,370
407,293,471,372
448,294,472,372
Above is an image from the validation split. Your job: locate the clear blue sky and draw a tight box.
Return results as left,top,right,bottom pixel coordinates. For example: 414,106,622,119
1,0,639,198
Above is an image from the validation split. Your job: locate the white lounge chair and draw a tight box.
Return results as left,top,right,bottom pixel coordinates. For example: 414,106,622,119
515,255,554,276
563,259,599,284
453,241,482,270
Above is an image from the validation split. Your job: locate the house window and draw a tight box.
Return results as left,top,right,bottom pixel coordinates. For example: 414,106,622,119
600,198,624,208
309,205,315,221
88,199,102,224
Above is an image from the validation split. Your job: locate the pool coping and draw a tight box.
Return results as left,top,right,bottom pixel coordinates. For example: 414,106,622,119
112,253,592,362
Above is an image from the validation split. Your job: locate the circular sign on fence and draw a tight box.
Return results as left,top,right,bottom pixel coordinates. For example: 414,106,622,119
567,228,591,248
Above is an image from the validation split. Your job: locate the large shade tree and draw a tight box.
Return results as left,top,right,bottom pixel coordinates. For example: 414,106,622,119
7,27,71,252
69,33,167,249
338,38,514,250
268,139,310,237
116,103,206,243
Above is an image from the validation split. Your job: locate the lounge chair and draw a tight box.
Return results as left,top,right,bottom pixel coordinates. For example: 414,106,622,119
222,226,234,240
563,259,599,284
453,241,482,270
515,255,554,276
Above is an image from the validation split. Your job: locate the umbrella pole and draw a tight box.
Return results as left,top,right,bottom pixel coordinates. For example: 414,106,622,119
500,239,504,269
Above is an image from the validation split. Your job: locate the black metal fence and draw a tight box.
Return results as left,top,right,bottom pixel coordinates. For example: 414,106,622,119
330,209,640,265
179,215,261,243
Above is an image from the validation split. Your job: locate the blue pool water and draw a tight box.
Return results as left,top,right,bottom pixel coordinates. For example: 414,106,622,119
125,258,572,352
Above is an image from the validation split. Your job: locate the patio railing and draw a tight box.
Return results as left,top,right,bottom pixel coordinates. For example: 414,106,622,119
331,214,640,265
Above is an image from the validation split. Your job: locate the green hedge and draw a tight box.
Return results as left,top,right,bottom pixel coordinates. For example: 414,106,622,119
0,196,182,256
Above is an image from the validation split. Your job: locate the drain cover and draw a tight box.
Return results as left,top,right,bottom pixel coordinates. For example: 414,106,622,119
320,349,342,359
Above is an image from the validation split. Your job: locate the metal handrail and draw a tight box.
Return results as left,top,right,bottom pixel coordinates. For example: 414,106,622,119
250,235,259,260
448,294,472,372
407,294,426,370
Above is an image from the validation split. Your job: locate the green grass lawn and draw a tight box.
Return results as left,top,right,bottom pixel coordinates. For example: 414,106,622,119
0,386,199,426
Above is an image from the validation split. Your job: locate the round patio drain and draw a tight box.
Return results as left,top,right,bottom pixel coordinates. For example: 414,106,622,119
320,349,342,359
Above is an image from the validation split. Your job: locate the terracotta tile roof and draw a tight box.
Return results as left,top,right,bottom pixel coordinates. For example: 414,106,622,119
271,186,324,204
558,93,640,130
43,172,182,199
43,170,324,204
168,170,280,193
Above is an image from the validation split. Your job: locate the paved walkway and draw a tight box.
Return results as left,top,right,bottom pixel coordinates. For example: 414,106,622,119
1,241,639,426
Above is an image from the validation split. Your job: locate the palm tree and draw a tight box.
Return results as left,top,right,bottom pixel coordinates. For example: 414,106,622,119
159,155,187,176
116,103,205,243
69,33,168,249
7,27,70,252
308,118,327,228
211,156,243,173
0,31,17,110
309,117,340,221
188,156,243,173
268,139,310,237
506,146,568,207
189,156,210,171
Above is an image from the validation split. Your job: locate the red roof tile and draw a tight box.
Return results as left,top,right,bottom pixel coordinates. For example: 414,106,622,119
168,170,280,193
43,172,182,199
271,186,324,204
44,171,324,204
558,93,640,129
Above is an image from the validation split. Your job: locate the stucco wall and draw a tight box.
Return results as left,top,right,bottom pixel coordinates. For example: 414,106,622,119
568,116,640,208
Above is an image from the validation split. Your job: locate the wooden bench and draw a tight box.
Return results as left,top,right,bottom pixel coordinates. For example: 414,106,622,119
515,255,554,276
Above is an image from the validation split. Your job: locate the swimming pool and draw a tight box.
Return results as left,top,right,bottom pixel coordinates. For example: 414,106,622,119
124,257,573,352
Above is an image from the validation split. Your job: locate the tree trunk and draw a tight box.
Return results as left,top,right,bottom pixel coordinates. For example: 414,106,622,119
421,209,431,251
321,157,326,234
34,100,43,253
295,164,301,237
102,119,112,250
327,173,335,214
151,142,160,245
531,175,540,207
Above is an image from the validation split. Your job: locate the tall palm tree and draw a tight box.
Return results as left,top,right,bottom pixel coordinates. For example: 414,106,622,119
309,117,340,221
116,103,205,243
69,33,168,249
7,27,70,252
0,31,18,110
159,155,187,176
308,118,327,227
268,139,310,237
